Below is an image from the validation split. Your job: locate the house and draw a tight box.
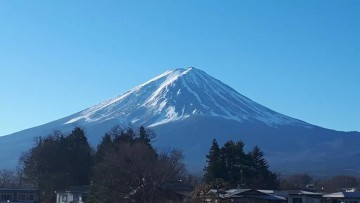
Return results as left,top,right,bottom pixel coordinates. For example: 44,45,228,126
274,190,323,203
322,192,360,203
157,181,195,203
219,189,287,203
0,188,39,203
55,185,90,203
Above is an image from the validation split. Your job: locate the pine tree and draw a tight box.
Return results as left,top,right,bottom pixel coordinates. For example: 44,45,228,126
95,133,113,163
203,139,225,186
248,146,278,189
64,127,94,186
203,139,278,190
221,140,248,188
136,126,152,146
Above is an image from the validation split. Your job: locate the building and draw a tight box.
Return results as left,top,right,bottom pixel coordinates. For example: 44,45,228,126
275,190,323,203
55,185,90,203
219,189,286,203
0,188,39,203
157,181,195,203
322,192,360,203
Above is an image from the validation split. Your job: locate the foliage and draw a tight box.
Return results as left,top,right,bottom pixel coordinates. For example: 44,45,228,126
203,139,278,189
203,139,225,185
20,128,94,203
89,126,187,203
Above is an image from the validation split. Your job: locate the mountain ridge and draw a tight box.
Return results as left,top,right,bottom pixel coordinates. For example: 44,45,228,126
60,67,309,129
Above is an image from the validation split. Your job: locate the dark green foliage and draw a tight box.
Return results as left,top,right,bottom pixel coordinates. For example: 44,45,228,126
221,140,248,187
135,126,152,146
94,133,112,163
248,146,279,189
64,127,94,186
20,128,94,203
203,139,278,189
203,139,226,186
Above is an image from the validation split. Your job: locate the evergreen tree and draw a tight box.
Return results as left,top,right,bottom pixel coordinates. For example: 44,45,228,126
248,146,266,174
112,128,135,144
64,127,94,186
221,140,248,188
248,146,278,189
203,139,225,187
203,139,279,190
95,133,113,163
136,126,152,146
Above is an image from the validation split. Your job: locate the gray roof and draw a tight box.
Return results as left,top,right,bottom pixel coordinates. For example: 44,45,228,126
275,190,323,197
323,192,360,198
222,189,286,201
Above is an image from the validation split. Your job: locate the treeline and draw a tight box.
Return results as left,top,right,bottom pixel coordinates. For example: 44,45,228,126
3,127,359,203
18,126,188,203
203,139,278,189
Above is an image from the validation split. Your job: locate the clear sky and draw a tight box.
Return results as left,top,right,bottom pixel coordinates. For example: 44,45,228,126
0,0,359,136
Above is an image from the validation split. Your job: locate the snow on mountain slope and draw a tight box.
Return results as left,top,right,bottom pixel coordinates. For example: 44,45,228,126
63,67,307,128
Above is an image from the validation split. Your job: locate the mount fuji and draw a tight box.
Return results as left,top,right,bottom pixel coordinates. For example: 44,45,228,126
1,68,359,175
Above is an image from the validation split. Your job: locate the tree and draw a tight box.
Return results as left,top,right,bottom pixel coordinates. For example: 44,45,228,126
322,175,359,192
20,128,94,203
280,173,313,190
90,127,187,203
95,133,113,163
221,140,248,187
203,139,278,189
64,127,94,186
0,169,14,188
21,132,64,203
136,126,152,146
203,139,225,186
248,146,278,189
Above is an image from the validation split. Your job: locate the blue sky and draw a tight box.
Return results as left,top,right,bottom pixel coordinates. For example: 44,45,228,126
0,0,359,135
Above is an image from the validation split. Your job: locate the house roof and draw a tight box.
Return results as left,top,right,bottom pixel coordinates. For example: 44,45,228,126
57,185,91,194
160,181,194,192
323,192,360,198
275,190,323,197
222,189,286,201
0,188,38,192
159,181,194,197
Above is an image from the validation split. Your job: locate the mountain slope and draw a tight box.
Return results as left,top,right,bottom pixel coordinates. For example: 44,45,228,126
1,67,359,175
62,67,307,128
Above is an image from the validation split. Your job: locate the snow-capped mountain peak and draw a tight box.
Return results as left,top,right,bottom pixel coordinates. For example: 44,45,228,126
64,67,306,128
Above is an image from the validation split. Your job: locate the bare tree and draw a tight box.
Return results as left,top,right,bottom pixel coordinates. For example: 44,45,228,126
322,175,359,192
280,173,313,190
0,169,14,188
91,142,187,202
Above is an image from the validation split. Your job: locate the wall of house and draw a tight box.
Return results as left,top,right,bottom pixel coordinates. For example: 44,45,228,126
288,196,321,203
227,197,273,203
56,192,85,203
0,190,39,203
